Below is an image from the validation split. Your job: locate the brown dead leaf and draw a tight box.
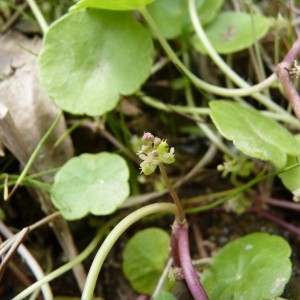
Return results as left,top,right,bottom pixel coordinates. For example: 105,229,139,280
0,31,74,181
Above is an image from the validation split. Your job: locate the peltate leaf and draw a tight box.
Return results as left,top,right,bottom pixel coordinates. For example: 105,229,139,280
192,11,272,54
202,233,292,299
38,10,153,116
70,0,154,12
51,153,130,220
123,228,170,295
209,100,300,169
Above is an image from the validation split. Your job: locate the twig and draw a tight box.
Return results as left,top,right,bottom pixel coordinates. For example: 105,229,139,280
151,257,173,299
276,35,300,120
0,2,28,33
98,123,140,164
191,220,208,258
0,212,60,294
0,228,29,279
0,222,53,299
12,216,116,300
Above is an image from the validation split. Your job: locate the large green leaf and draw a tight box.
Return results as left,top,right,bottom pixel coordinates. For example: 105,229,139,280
51,153,129,220
38,10,153,116
209,100,300,168
202,233,292,299
192,11,272,54
123,228,170,295
70,0,154,12
147,0,224,39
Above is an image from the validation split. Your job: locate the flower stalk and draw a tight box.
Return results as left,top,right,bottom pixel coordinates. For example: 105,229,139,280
137,132,208,300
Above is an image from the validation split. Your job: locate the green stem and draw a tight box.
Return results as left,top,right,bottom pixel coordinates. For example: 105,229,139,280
12,219,114,300
140,8,277,98
183,53,234,157
184,162,300,214
188,0,300,128
26,0,48,34
139,93,210,115
141,4,300,127
189,0,251,88
54,117,90,149
81,203,178,300
248,2,269,95
140,93,299,124
6,112,62,200
158,164,185,222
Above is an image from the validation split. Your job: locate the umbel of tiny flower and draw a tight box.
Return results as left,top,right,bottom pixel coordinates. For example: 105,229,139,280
137,132,175,175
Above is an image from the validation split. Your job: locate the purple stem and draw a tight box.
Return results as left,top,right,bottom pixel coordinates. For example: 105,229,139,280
265,197,300,212
170,220,181,267
249,208,300,236
177,224,209,300
282,34,300,64
276,34,300,119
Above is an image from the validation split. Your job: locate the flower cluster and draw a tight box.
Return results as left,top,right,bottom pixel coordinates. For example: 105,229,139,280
137,132,175,175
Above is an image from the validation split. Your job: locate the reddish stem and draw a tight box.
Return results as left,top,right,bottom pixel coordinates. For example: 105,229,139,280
276,34,300,119
249,207,300,236
177,224,209,300
170,220,181,267
265,197,300,212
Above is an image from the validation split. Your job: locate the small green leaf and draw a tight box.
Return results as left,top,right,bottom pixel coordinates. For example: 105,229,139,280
70,0,154,12
123,228,170,295
51,153,129,220
278,135,300,193
196,0,224,26
209,100,300,168
192,11,272,54
147,0,187,39
202,233,292,300
38,10,153,116
147,0,223,39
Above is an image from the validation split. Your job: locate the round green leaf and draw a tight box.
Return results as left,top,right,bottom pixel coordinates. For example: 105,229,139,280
38,10,153,116
70,0,154,12
122,228,170,295
202,233,292,300
51,152,130,220
209,100,300,169
192,11,272,54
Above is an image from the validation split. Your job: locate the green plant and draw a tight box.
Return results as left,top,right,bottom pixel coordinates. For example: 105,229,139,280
202,233,291,299
2,0,300,298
